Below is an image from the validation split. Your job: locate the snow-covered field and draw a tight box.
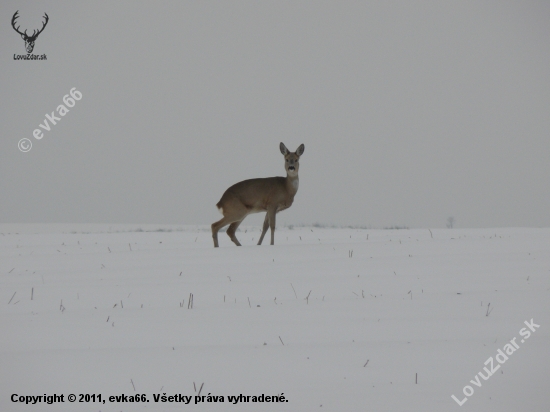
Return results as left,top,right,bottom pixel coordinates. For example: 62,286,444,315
1,225,549,411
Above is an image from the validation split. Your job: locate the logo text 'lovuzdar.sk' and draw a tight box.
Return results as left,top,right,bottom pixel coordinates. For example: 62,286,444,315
11,10,49,59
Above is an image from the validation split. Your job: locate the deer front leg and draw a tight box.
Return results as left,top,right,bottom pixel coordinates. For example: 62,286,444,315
257,213,269,245
268,208,277,245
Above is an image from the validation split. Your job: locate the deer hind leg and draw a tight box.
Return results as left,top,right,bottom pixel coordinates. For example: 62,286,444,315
257,213,270,245
211,217,229,248
211,198,248,247
226,219,244,246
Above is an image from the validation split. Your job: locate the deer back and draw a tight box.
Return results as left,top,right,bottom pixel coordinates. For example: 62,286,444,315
217,176,295,212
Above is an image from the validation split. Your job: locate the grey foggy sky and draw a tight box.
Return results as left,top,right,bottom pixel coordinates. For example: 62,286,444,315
1,1,549,228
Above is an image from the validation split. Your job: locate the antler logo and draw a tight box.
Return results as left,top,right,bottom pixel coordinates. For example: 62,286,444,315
11,11,49,54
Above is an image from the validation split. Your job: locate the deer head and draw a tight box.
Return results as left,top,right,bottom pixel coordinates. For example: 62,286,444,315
12,11,49,54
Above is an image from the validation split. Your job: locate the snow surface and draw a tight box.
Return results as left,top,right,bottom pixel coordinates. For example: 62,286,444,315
1,225,549,411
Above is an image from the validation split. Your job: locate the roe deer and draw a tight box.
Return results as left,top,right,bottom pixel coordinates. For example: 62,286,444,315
212,142,305,247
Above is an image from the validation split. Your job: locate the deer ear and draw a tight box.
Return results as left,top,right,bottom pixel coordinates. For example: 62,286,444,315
280,142,289,155
21,34,25,39
296,144,304,156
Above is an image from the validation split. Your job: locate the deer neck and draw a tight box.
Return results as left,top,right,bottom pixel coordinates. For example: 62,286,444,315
286,173,299,195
